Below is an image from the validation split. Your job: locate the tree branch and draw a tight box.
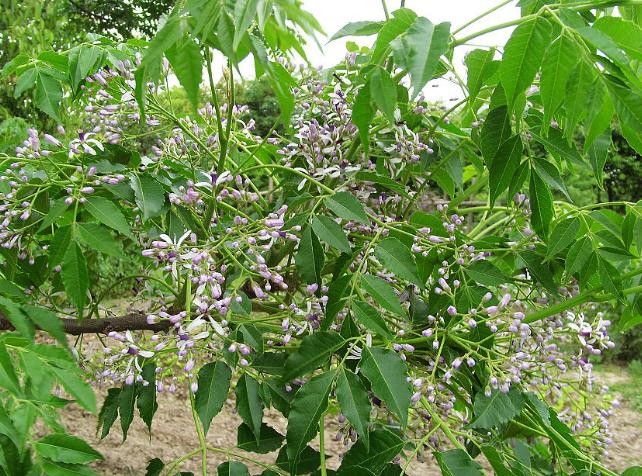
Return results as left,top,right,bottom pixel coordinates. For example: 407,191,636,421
0,311,172,336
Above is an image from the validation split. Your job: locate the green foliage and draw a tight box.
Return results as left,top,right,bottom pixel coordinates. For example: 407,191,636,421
2,1,642,475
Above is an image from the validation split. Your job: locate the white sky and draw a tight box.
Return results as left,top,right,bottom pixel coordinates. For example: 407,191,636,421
300,0,520,101
218,1,520,101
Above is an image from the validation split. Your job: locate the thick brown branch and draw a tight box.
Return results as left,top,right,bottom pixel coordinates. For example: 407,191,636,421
0,300,282,336
0,311,172,336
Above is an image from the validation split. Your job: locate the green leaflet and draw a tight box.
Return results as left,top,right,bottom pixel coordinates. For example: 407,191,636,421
489,135,522,206
118,382,137,441
465,48,498,106
564,60,595,137
337,428,403,474
295,226,324,285
97,388,120,439
275,445,320,474
519,250,557,294
217,461,251,476
464,260,511,287
61,243,88,313
565,237,594,275
40,460,100,476
76,223,125,258
467,388,524,429
330,21,384,41
68,44,104,91
598,255,623,299
283,331,344,381
0,297,34,340
480,106,511,166
361,274,405,317
587,130,611,188
354,171,409,198
235,374,263,443
84,196,134,239
606,77,642,156
481,445,514,476
233,0,260,50
594,16,642,61
540,33,578,130
286,370,336,472
130,173,165,221
335,369,372,450
22,305,66,345
34,434,102,464
529,168,554,239
360,346,411,428
351,301,393,339
165,34,203,110
48,225,73,268
374,237,421,287
311,215,352,253
266,61,296,126
50,366,96,413
369,66,397,123
352,85,375,154
237,423,284,454
35,72,63,122
434,449,484,476
371,8,417,64
194,361,232,435
531,158,571,201
325,192,368,224
499,16,552,108
390,17,451,98
545,218,581,260
137,363,158,432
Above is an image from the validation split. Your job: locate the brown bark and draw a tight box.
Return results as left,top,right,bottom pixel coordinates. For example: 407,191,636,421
0,311,172,335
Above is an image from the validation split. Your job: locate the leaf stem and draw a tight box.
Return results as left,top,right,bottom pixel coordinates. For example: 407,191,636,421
452,0,513,35
319,412,328,476
523,267,642,325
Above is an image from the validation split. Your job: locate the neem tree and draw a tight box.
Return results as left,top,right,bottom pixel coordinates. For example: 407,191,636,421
2,0,642,474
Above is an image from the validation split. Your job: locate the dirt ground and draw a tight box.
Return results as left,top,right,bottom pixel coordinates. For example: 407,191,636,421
59,368,642,476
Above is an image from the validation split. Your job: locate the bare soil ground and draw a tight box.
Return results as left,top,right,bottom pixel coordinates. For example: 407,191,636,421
60,368,642,476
